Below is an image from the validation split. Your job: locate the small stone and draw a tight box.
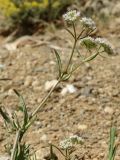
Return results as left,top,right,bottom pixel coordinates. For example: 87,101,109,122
61,84,77,96
26,61,31,70
40,134,48,141
45,80,58,91
104,107,113,114
32,80,40,87
0,64,5,69
24,76,33,87
81,86,93,97
61,87,68,96
36,148,48,160
7,89,14,96
78,124,88,130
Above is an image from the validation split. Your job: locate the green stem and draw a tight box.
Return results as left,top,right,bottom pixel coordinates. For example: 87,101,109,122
11,79,61,160
65,28,75,39
73,22,77,40
10,130,21,160
76,29,85,41
51,144,66,157
65,39,77,73
65,23,77,73
69,50,102,75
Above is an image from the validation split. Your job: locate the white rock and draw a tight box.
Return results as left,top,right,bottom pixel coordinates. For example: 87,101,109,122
78,124,88,130
44,80,58,91
0,64,5,69
40,134,48,141
24,76,33,87
61,84,77,96
4,43,17,51
7,89,14,96
61,87,68,96
32,80,40,87
104,107,113,114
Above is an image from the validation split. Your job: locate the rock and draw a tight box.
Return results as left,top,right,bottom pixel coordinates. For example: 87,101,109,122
32,80,40,87
0,64,5,69
104,107,113,114
78,124,88,130
44,80,58,91
7,89,14,96
80,86,93,97
40,134,48,141
24,76,33,87
36,148,49,160
61,84,77,96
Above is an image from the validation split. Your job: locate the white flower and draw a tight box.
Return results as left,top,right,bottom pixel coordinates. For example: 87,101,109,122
69,135,84,144
95,38,114,54
80,36,97,49
63,10,80,22
59,138,73,150
80,17,96,30
59,135,84,150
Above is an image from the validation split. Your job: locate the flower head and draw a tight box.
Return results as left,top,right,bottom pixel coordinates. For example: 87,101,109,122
59,135,83,150
69,135,84,144
59,138,73,150
80,17,96,30
63,10,80,22
80,36,97,49
95,38,114,54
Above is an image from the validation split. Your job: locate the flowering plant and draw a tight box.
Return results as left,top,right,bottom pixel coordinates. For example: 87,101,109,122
0,9,116,160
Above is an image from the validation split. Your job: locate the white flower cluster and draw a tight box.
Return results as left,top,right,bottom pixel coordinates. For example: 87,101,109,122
80,36,97,49
69,135,84,144
80,17,96,30
63,10,80,22
59,135,84,150
95,38,114,54
80,37,114,54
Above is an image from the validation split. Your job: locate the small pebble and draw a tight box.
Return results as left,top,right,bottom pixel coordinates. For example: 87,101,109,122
32,80,40,87
40,134,48,141
104,107,113,114
61,84,77,96
45,80,58,91
24,76,33,87
78,124,88,130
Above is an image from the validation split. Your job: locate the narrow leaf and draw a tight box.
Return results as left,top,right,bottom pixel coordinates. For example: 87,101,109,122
14,89,28,127
54,49,62,78
0,107,11,123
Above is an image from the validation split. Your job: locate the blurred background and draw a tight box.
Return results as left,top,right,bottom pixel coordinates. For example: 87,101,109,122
0,0,119,36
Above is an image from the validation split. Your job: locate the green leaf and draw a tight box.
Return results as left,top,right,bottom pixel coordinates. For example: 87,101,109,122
0,107,11,124
13,89,29,127
108,127,117,160
54,49,62,78
13,112,21,129
25,115,36,131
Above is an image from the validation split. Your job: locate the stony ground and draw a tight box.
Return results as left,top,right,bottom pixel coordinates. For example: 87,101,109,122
0,5,120,160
